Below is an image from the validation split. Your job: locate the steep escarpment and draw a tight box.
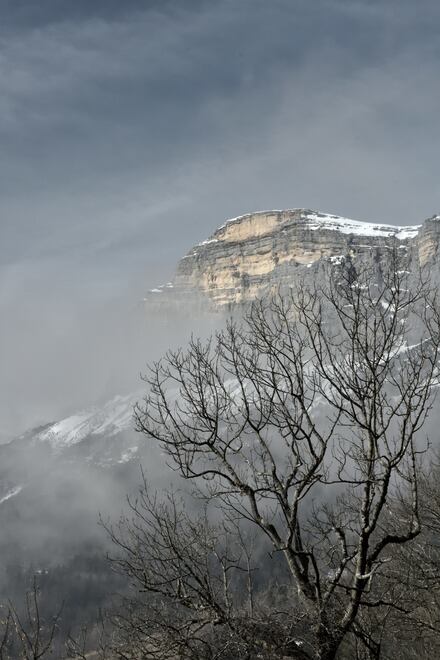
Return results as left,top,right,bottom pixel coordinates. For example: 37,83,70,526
148,209,440,308
417,214,440,266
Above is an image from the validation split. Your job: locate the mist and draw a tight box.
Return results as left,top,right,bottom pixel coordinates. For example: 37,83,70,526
2,0,440,441
1,3,440,655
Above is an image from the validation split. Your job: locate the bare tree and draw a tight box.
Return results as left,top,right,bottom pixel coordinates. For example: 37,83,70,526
0,607,13,660
357,453,440,659
106,482,313,659
109,260,440,660
0,577,62,660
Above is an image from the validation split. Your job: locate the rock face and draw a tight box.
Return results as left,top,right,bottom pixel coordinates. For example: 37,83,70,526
148,209,440,309
418,215,440,266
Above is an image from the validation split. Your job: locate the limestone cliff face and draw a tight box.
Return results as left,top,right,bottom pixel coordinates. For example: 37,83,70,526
418,215,440,266
148,210,440,309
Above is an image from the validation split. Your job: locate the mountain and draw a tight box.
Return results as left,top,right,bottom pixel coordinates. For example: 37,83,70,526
148,209,440,307
33,392,140,458
0,392,144,568
2,208,440,580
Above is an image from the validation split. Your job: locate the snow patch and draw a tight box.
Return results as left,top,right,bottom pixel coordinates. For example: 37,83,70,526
148,282,175,294
0,485,22,505
197,238,219,246
329,255,344,265
119,446,139,464
304,211,420,240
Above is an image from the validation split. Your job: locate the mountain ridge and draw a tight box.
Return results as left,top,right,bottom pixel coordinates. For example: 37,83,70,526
9,208,440,456
149,209,440,307
2,207,440,573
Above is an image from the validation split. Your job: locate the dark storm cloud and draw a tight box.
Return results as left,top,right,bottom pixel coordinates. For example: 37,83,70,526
0,0,210,29
1,0,440,437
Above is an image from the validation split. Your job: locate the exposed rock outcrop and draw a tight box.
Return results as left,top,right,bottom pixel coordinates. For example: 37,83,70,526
418,215,440,266
148,209,440,309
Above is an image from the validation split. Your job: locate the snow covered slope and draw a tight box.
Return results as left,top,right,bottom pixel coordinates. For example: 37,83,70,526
302,210,421,240
36,392,140,451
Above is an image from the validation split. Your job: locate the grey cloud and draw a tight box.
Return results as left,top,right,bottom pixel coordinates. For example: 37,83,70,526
0,0,209,30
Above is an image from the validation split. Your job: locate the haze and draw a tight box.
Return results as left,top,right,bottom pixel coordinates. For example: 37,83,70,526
1,0,440,439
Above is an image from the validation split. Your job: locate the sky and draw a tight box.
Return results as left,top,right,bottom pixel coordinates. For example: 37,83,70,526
1,0,440,438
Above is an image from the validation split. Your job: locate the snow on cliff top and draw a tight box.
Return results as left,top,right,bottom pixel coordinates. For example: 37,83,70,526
213,209,421,241
303,211,421,240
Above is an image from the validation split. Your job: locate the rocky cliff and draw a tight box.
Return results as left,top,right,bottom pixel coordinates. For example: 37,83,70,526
148,209,440,308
